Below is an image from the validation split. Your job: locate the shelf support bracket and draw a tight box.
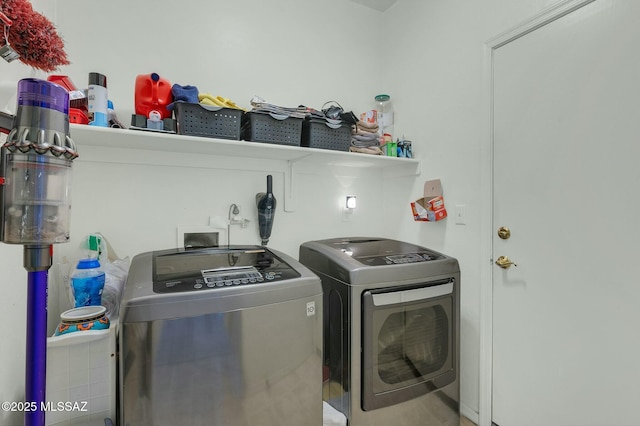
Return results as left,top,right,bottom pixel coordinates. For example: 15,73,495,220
284,155,311,212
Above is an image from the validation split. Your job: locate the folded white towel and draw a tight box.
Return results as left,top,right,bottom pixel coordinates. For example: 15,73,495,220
323,401,347,426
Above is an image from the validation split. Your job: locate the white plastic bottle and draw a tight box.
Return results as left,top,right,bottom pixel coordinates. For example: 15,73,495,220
88,72,108,127
374,94,394,142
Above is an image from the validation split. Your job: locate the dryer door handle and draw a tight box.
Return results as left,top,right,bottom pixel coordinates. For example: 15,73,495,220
371,281,454,307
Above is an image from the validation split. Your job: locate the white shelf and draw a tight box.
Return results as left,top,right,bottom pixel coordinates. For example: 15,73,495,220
69,124,420,174
69,124,420,211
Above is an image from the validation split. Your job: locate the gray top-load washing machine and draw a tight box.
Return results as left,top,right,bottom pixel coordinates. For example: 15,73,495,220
119,246,322,426
300,237,460,426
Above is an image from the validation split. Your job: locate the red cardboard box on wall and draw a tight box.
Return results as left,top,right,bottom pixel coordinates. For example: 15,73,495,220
411,179,448,222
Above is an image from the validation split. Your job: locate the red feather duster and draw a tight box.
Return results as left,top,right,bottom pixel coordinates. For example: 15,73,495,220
1,0,69,72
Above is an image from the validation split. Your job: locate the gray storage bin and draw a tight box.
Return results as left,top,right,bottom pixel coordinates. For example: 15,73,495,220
302,118,351,151
242,111,302,146
174,103,242,140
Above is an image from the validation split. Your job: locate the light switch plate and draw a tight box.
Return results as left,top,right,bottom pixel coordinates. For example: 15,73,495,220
455,204,467,225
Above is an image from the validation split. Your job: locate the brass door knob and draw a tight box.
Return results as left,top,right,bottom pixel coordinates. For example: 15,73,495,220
495,255,517,269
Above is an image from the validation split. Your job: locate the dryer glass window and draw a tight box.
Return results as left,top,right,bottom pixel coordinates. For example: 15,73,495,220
377,305,448,385
361,279,456,411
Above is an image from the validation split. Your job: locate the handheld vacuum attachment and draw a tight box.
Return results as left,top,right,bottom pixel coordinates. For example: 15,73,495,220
256,175,276,246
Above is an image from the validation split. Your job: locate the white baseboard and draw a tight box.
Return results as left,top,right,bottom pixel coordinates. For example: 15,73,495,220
460,403,479,425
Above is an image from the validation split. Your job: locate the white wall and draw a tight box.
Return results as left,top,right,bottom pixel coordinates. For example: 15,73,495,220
0,0,564,424
382,0,563,420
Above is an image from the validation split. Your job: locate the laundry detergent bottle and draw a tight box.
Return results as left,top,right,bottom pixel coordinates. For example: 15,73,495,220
135,73,172,120
70,258,106,307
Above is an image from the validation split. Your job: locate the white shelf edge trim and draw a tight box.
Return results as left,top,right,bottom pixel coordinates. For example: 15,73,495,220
70,124,419,172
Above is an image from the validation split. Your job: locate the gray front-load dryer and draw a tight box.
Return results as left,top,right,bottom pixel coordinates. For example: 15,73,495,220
119,246,322,426
300,237,460,426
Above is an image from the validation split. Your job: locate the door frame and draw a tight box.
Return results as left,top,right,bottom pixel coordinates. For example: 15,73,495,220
478,1,596,425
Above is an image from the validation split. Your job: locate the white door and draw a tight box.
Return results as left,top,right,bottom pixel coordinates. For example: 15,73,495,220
491,1,640,425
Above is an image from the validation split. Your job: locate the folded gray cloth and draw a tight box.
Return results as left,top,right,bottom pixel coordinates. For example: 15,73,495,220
352,133,379,142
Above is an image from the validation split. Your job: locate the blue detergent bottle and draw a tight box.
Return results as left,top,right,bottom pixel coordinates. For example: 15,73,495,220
70,258,106,307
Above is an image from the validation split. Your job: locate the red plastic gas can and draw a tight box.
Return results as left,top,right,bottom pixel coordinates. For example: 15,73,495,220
134,73,172,119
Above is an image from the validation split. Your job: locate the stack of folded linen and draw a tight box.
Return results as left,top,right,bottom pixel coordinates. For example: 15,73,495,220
350,120,382,155
249,95,307,118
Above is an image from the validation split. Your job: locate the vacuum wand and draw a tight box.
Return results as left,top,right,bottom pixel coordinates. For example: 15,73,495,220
256,175,276,246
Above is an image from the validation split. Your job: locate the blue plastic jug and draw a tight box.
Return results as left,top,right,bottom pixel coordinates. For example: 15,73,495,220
70,258,106,307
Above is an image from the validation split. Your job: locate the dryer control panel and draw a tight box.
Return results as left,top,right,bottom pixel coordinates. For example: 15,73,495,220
356,251,442,266
319,238,445,267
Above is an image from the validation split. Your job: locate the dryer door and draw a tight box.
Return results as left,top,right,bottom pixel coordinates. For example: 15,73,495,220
361,278,456,411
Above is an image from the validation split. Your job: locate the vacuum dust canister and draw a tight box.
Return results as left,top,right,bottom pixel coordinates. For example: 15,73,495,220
0,78,78,245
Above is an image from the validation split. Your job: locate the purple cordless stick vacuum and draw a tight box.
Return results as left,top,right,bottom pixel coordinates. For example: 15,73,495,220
0,79,78,426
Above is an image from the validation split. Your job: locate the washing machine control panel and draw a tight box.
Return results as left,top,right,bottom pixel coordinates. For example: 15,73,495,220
202,266,264,287
152,248,301,293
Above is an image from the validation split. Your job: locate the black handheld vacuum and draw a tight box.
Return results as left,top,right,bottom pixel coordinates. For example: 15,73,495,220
256,175,276,246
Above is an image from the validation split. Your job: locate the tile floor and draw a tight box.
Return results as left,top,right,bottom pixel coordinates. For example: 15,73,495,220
460,416,477,426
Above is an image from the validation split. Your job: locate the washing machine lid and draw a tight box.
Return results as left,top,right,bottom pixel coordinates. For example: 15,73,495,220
121,246,322,323
153,246,301,293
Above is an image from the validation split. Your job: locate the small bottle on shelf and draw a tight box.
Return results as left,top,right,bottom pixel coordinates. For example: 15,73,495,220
374,94,394,143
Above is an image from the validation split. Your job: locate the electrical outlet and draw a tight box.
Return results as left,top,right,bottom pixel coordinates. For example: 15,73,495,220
342,207,354,222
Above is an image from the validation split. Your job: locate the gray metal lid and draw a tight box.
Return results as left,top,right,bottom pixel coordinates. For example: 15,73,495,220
299,237,459,285
121,246,322,323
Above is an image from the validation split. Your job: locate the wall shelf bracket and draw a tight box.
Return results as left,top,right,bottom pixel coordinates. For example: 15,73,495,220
283,154,311,212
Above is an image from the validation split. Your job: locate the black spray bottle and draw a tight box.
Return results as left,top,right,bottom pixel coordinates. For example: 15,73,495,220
256,175,276,246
